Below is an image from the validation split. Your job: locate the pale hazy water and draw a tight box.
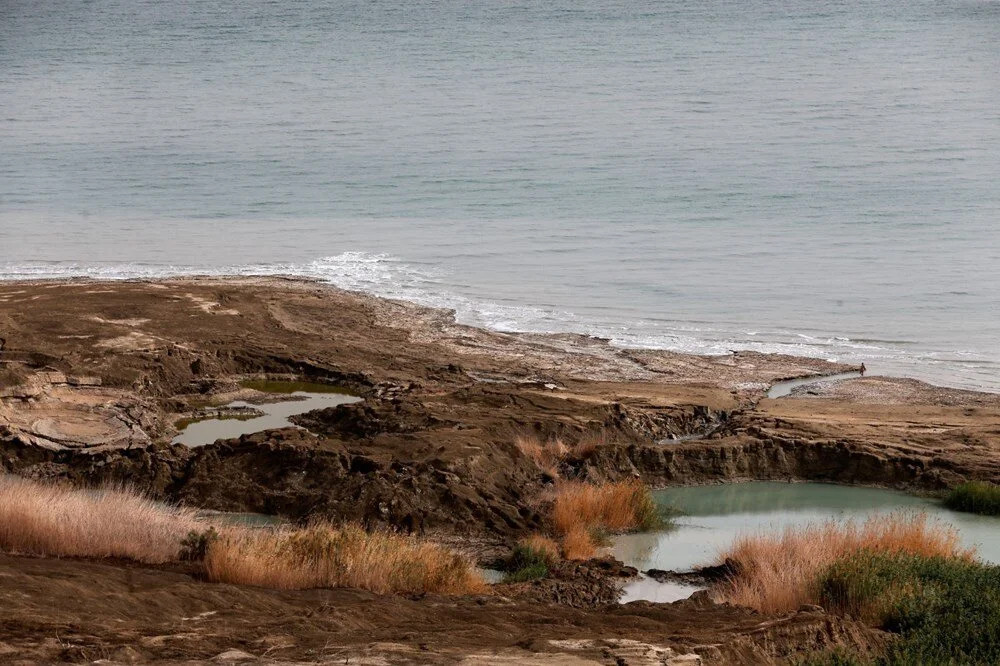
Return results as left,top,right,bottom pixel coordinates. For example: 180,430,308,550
613,482,1000,572
2,1,998,390
172,391,362,447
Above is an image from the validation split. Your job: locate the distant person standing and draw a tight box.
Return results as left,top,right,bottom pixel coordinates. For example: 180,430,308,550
860,363,867,377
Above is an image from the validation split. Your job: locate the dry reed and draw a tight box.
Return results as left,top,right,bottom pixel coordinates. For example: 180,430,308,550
0,475,200,563
715,513,974,614
204,522,488,595
0,476,490,596
515,434,567,477
515,432,612,478
550,479,659,535
560,525,596,560
569,436,601,460
518,533,561,564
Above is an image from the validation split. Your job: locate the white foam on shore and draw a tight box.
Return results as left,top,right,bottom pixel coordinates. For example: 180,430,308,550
1,254,995,392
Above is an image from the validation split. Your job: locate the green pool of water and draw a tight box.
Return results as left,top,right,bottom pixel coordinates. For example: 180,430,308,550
612,482,1000,574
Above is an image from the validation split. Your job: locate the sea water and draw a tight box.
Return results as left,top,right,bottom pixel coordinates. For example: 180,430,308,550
3,0,998,390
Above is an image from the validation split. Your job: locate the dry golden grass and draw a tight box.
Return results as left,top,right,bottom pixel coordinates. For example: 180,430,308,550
715,513,974,614
0,475,199,564
515,431,612,478
204,522,488,596
0,476,489,597
568,436,601,460
560,526,596,560
518,533,561,565
515,434,567,477
550,479,659,535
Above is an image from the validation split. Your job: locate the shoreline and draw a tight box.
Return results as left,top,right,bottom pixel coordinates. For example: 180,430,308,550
2,275,997,487
1,272,990,396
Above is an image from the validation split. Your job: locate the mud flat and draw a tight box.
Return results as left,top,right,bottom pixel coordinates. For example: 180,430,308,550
0,277,998,663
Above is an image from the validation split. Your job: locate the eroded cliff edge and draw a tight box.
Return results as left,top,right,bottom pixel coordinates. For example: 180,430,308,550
2,278,997,535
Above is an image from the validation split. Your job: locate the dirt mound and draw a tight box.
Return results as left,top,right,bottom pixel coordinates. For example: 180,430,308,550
502,558,638,608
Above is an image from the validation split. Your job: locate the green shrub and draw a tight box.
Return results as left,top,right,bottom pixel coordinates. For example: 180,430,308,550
180,527,219,561
633,484,665,531
943,481,1000,516
818,552,1000,665
503,544,552,582
503,561,549,583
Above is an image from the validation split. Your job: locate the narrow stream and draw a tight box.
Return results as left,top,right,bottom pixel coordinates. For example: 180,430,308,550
766,371,862,399
613,482,1000,603
172,381,362,447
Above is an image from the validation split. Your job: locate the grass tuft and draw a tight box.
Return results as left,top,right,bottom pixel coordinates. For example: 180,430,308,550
515,435,568,477
518,534,560,564
715,513,973,615
514,432,614,478
503,535,560,582
204,522,487,595
943,481,1000,516
0,475,200,564
551,479,663,536
561,525,597,560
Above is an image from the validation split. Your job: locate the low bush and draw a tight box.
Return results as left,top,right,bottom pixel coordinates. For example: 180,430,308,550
204,523,487,595
180,527,219,561
943,481,1000,516
0,475,200,564
503,536,560,582
518,534,560,564
818,552,1000,664
715,513,972,614
567,432,613,460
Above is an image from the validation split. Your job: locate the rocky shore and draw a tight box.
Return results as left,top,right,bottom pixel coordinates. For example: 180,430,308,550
0,277,997,663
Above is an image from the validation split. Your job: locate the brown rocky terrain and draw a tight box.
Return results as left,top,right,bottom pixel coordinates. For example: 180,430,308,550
0,277,997,663
0,552,887,665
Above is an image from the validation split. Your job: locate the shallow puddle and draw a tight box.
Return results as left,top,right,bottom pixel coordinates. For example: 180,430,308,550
197,510,285,528
173,381,362,447
477,568,506,584
612,482,1000,600
620,576,702,603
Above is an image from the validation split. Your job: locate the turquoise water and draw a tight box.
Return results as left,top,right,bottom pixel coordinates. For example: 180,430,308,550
2,1,998,390
612,482,1000,574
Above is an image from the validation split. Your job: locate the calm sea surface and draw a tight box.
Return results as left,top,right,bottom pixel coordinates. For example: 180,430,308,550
2,1,998,390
